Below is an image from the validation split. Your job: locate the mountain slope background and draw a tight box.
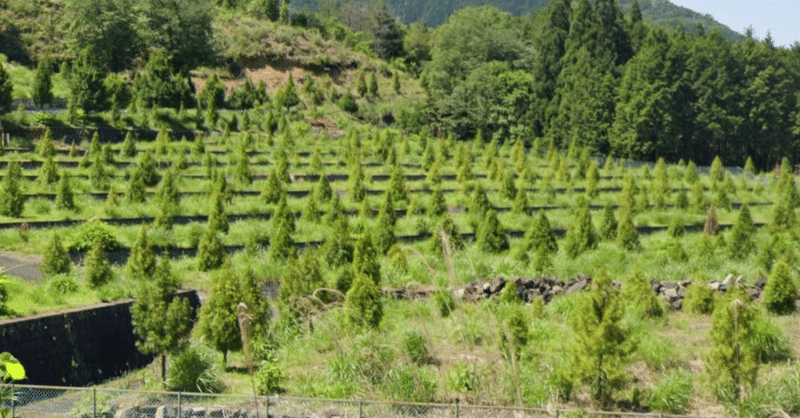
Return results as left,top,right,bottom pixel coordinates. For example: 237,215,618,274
294,0,746,41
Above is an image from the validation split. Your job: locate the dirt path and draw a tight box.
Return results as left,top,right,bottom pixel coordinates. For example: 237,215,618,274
0,251,42,280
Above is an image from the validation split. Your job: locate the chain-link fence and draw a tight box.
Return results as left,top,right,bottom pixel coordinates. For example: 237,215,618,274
0,385,723,418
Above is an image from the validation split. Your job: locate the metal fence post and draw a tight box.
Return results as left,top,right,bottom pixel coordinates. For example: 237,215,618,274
265,395,269,418
93,388,97,418
358,400,362,418
555,409,559,418
178,392,182,418
455,400,459,418
10,384,14,418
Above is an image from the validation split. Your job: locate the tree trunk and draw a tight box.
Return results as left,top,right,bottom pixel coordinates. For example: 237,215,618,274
223,350,228,369
162,354,167,383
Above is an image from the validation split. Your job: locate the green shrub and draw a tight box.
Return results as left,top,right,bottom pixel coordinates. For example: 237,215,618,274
477,210,509,253
447,363,478,393
344,273,383,328
42,233,71,277
648,372,693,414
616,210,640,251
762,259,797,315
434,289,455,317
84,240,114,289
48,276,79,295
197,229,225,271
166,344,224,393
255,352,284,395
68,220,120,252
684,281,716,314
623,269,662,318
747,317,791,363
402,331,433,365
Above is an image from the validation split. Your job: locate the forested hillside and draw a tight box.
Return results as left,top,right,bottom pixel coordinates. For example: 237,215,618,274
295,0,746,40
419,0,800,169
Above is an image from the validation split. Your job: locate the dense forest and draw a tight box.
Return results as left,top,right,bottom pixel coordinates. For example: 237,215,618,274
414,0,800,169
296,0,747,41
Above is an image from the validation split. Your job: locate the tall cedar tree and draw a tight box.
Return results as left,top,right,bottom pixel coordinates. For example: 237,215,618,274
131,255,192,382
68,51,107,113
33,57,54,108
387,164,407,202
84,240,113,288
708,286,759,402
138,151,160,187
126,169,147,204
344,273,383,329
0,60,12,113
477,210,509,254
565,196,598,258
570,269,636,407
275,74,301,109
132,50,193,110
428,186,447,217
126,225,156,280
762,259,798,315
42,233,71,277
370,1,403,60
199,267,242,366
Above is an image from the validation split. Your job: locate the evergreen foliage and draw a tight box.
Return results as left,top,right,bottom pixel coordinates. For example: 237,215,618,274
39,156,60,186
36,129,57,158
615,210,640,251
122,133,137,158
599,203,618,240
126,169,147,204
197,229,225,271
570,269,636,406
565,196,598,258
126,225,157,280
708,286,759,402
352,232,381,286
208,191,229,234
727,204,755,259
131,255,192,382
1,162,25,217
42,233,71,277
344,272,383,329
623,269,663,318
198,267,243,366
279,248,324,306
476,210,509,254
0,60,13,114
84,240,113,288
762,259,798,315
132,50,193,109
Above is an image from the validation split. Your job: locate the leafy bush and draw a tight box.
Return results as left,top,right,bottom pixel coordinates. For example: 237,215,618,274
762,259,797,315
684,282,716,315
42,233,71,277
433,289,455,317
166,345,224,393
648,372,693,414
255,351,284,395
68,220,120,252
48,276,79,295
747,317,791,363
402,332,433,366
